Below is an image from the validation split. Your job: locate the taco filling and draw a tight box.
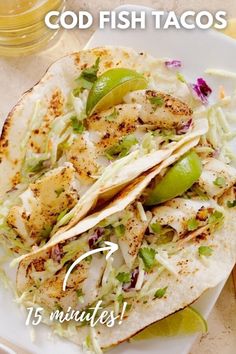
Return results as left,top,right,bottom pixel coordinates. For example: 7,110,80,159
16,149,236,350
0,47,207,252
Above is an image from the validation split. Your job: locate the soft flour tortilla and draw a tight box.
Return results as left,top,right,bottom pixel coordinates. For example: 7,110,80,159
16,138,236,349
53,118,208,236
16,137,199,270
0,46,192,198
0,46,208,247
71,208,236,350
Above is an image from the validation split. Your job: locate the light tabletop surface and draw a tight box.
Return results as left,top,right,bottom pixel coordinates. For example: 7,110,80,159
0,1,236,354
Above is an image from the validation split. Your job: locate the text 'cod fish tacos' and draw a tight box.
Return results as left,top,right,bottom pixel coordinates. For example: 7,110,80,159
0,47,208,254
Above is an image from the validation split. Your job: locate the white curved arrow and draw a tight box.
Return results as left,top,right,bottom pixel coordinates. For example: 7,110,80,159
62,241,119,291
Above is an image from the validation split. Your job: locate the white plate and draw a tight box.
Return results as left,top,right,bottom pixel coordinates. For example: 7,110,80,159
1,4,236,354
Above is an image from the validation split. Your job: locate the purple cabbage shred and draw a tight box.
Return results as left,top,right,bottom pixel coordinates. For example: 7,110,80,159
191,78,212,104
176,119,192,135
165,60,182,69
88,227,104,249
212,148,220,158
51,244,62,262
123,267,139,291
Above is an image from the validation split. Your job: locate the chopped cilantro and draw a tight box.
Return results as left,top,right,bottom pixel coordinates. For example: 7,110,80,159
117,294,124,304
105,146,120,160
105,108,119,121
76,289,84,298
148,96,164,110
85,255,92,263
138,247,156,271
213,176,226,187
198,246,213,257
187,218,199,231
28,160,45,173
192,186,209,200
55,303,63,311
121,135,138,151
40,225,52,239
114,224,126,238
154,286,168,299
208,210,224,224
76,78,93,91
150,222,162,234
116,272,131,284
65,260,73,271
72,87,82,97
105,134,138,160
126,303,132,311
70,116,85,134
55,187,64,198
227,200,236,208
75,57,100,91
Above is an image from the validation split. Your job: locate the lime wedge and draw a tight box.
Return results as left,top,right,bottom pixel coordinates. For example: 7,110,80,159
133,306,208,341
145,151,202,206
86,68,148,116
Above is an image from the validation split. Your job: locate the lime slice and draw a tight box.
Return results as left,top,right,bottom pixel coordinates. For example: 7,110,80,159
133,306,207,341
145,151,202,206
86,68,148,115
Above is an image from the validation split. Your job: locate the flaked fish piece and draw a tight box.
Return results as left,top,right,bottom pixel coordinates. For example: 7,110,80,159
118,204,151,268
151,198,215,237
66,104,141,184
86,103,140,148
34,257,105,312
7,163,78,246
17,235,106,312
198,158,236,198
65,133,100,184
124,90,193,129
66,95,193,185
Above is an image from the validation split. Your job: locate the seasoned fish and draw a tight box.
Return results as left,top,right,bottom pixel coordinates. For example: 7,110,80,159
0,47,205,254
66,95,193,185
66,104,141,184
118,204,151,268
124,90,193,129
18,233,106,312
198,158,236,198
151,198,216,238
7,163,78,246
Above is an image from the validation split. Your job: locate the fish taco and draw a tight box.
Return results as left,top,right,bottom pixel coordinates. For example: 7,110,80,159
16,137,236,351
0,46,207,253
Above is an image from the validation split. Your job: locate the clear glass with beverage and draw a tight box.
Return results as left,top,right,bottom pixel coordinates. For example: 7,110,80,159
0,0,65,56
